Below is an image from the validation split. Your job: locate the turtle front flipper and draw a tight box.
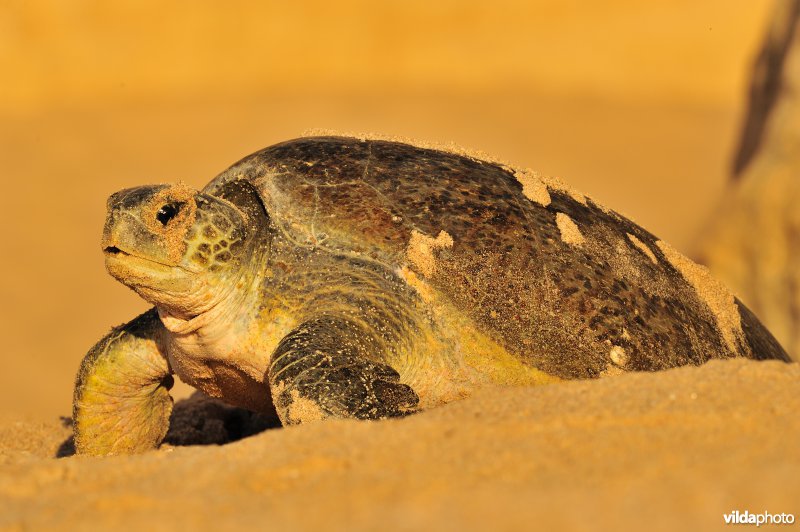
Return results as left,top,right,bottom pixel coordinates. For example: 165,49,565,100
268,316,419,424
73,308,174,455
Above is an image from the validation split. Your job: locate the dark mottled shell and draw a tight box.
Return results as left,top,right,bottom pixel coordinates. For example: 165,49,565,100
205,136,790,379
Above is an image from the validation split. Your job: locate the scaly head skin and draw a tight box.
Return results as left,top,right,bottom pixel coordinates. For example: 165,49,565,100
102,182,264,324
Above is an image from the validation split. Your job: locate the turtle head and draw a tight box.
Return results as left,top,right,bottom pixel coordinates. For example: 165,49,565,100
102,180,269,320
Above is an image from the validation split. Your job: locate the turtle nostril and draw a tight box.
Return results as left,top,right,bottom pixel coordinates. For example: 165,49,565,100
104,246,122,255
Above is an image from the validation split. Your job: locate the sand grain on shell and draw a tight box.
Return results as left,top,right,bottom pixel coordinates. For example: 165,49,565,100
407,230,454,277
627,233,658,264
514,169,551,206
303,130,592,207
656,240,745,354
609,345,628,366
555,212,585,247
302,129,506,168
287,389,326,423
531,172,588,206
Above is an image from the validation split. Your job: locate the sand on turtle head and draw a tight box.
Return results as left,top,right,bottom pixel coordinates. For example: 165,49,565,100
143,182,199,264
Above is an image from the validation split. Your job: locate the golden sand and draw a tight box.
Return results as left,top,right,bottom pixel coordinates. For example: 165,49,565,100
1,359,798,531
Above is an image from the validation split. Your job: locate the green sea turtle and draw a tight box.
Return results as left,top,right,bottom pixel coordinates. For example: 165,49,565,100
73,135,791,455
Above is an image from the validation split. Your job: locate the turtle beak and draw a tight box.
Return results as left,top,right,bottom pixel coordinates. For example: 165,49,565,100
101,209,125,256
102,195,166,261
101,203,174,283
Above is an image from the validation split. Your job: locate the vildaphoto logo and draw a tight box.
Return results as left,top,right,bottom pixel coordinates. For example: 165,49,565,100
723,510,795,526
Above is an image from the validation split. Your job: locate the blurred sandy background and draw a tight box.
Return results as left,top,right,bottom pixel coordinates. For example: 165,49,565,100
0,0,776,421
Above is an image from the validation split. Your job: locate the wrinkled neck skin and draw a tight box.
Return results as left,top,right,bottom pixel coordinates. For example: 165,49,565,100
156,229,269,340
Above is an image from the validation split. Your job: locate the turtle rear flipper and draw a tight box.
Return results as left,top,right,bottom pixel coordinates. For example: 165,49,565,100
73,308,174,455
268,316,419,424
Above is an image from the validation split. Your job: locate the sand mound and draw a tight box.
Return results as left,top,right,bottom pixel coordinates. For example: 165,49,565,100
1,358,798,531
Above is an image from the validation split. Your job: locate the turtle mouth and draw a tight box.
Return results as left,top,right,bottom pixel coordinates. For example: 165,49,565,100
103,245,141,261
103,246,175,269
104,246,124,255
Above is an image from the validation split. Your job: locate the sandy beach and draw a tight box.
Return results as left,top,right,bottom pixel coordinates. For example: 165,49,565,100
2,359,798,530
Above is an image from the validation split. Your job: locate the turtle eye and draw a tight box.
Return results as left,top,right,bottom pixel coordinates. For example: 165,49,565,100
156,203,181,225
